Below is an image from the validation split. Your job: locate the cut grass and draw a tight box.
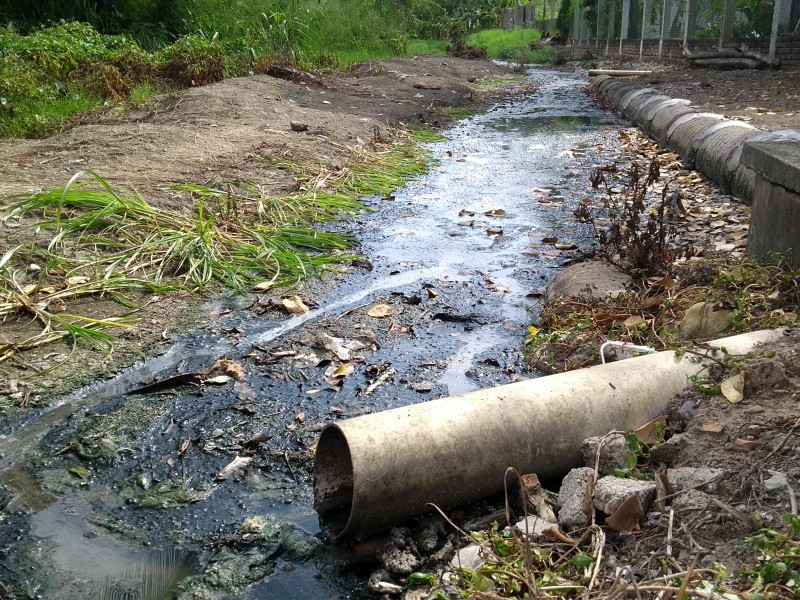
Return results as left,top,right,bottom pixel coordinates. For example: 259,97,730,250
0,135,433,364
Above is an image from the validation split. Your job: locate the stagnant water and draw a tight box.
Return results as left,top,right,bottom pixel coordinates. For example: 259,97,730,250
0,70,625,599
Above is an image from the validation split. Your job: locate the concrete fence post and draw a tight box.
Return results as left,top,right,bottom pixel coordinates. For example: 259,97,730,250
640,0,652,58
682,0,693,50
659,0,667,56
770,0,791,61
606,0,617,54
573,0,582,43
620,0,631,53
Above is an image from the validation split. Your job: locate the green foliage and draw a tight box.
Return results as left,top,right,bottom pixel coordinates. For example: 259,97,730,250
555,0,574,36
741,514,800,594
467,28,542,60
161,34,225,87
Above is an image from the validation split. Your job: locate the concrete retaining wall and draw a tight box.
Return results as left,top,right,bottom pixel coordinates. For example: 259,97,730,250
591,74,800,266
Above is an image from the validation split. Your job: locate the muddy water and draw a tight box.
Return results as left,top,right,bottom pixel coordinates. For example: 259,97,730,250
0,70,622,599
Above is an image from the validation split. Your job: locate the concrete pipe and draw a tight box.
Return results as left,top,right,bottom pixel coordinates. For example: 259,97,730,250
313,329,786,542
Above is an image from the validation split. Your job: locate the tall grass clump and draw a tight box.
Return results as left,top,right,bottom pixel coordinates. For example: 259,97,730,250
467,28,542,60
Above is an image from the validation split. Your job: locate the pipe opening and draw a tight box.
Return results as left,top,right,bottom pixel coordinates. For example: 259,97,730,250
313,425,354,541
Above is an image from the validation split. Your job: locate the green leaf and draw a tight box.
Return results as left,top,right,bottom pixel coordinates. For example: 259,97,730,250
406,572,436,587
572,552,595,568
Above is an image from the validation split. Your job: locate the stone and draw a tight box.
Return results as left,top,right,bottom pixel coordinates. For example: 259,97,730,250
557,467,594,529
649,433,687,465
764,470,789,493
594,476,657,515
744,359,790,398
672,489,711,512
290,121,309,132
382,547,421,576
513,516,559,538
580,434,628,476
680,301,731,340
450,543,485,571
546,261,631,302
666,467,726,492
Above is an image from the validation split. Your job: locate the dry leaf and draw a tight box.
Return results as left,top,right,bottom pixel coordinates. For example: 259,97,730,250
700,422,725,433
214,456,252,481
282,295,309,314
554,243,576,250
623,315,647,329
727,438,762,452
484,209,507,218
66,275,89,286
207,358,246,380
331,364,355,378
634,415,667,445
605,495,644,533
178,439,191,455
368,304,393,318
203,375,231,385
720,372,744,404
252,281,273,291
458,209,475,217
542,236,559,244
486,228,503,235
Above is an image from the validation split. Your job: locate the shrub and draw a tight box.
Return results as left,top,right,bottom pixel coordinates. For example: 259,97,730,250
161,34,225,87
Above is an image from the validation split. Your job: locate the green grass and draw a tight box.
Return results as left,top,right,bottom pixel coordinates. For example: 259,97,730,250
0,91,102,138
407,39,448,56
467,28,542,61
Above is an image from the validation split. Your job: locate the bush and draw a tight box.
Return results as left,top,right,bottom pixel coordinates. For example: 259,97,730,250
161,34,225,87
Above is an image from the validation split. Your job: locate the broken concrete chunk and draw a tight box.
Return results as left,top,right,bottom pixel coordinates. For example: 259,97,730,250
666,467,726,492
672,489,712,512
680,301,731,340
450,543,485,571
649,433,688,465
744,359,790,398
557,467,594,529
594,476,657,515
764,470,789,493
513,516,559,538
581,433,628,476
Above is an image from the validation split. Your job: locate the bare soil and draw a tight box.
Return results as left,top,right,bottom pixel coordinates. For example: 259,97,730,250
0,55,514,411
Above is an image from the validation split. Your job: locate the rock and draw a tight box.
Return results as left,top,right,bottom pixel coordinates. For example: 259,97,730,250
744,359,790,398
594,476,657,515
581,433,628,476
680,301,731,340
382,547,422,576
513,516,559,538
666,467,726,492
415,520,442,553
450,543,485,571
649,433,688,465
545,261,631,302
290,121,309,132
672,489,711,512
369,570,403,595
557,467,595,528
467,76,477,83
764,470,789,492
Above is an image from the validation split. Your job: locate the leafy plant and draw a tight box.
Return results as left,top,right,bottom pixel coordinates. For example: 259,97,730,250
741,514,800,596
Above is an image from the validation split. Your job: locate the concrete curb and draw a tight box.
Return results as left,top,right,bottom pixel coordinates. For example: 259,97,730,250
590,76,800,205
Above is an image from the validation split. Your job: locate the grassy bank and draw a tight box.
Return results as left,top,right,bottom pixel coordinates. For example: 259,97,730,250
467,28,554,64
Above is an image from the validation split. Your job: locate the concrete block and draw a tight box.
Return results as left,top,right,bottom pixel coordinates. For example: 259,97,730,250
546,260,631,301
727,131,800,203
594,476,657,515
744,140,800,267
648,433,687,465
513,516,559,537
665,114,723,157
597,77,618,95
743,139,800,195
450,543,485,570
580,433,628,476
624,91,664,120
557,467,594,529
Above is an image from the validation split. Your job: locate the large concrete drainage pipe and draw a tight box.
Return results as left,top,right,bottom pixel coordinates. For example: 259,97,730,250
313,329,785,541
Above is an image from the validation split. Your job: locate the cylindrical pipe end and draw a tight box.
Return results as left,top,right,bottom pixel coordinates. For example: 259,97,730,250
313,425,354,542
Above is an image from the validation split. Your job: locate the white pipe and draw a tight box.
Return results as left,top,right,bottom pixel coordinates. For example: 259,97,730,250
313,329,786,541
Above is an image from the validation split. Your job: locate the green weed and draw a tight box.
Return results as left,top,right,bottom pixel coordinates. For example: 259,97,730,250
741,514,800,597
